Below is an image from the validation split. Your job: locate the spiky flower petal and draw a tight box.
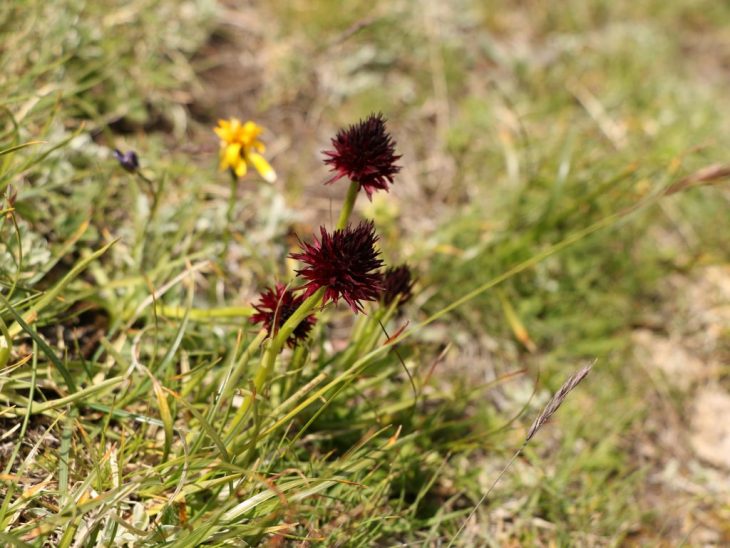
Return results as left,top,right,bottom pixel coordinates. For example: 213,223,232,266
290,221,383,313
250,283,316,347
380,265,415,307
323,113,401,200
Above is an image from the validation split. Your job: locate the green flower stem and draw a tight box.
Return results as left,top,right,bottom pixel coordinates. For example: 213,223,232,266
336,180,360,230
137,171,164,268
220,328,267,404
334,303,394,369
222,171,238,257
338,308,381,366
350,313,370,344
226,287,325,444
380,301,399,329
283,344,308,400
254,288,324,390
273,287,326,349
360,304,396,353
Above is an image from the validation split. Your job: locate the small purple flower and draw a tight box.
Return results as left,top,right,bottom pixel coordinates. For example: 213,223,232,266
323,113,401,200
290,220,384,313
113,149,140,173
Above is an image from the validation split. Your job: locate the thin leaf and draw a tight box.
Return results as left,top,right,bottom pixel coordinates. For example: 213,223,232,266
151,377,174,463
7,238,116,338
0,293,76,392
2,376,124,415
0,141,45,157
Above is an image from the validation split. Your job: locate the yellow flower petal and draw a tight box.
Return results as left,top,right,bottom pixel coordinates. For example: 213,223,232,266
214,118,274,180
215,119,235,141
248,152,276,183
234,158,247,177
242,121,262,139
224,143,242,169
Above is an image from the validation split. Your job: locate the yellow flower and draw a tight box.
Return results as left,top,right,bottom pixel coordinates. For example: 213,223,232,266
214,118,277,182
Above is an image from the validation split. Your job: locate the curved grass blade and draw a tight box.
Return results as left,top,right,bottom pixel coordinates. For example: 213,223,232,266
0,141,44,157
0,293,76,392
7,238,116,339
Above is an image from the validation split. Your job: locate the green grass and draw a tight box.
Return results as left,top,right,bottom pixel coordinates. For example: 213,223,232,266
1,0,729,545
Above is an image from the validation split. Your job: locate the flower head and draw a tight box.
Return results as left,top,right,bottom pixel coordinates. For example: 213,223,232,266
290,220,383,313
113,149,139,172
214,118,276,182
323,113,401,200
250,283,317,347
380,265,415,307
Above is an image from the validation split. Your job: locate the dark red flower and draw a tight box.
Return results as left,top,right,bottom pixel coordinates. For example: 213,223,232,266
380,265,415,307
250,283,317,347
290,220,383,313
323,113,402,200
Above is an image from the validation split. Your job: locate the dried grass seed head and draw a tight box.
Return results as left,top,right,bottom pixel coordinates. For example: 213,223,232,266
526,363,593,442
